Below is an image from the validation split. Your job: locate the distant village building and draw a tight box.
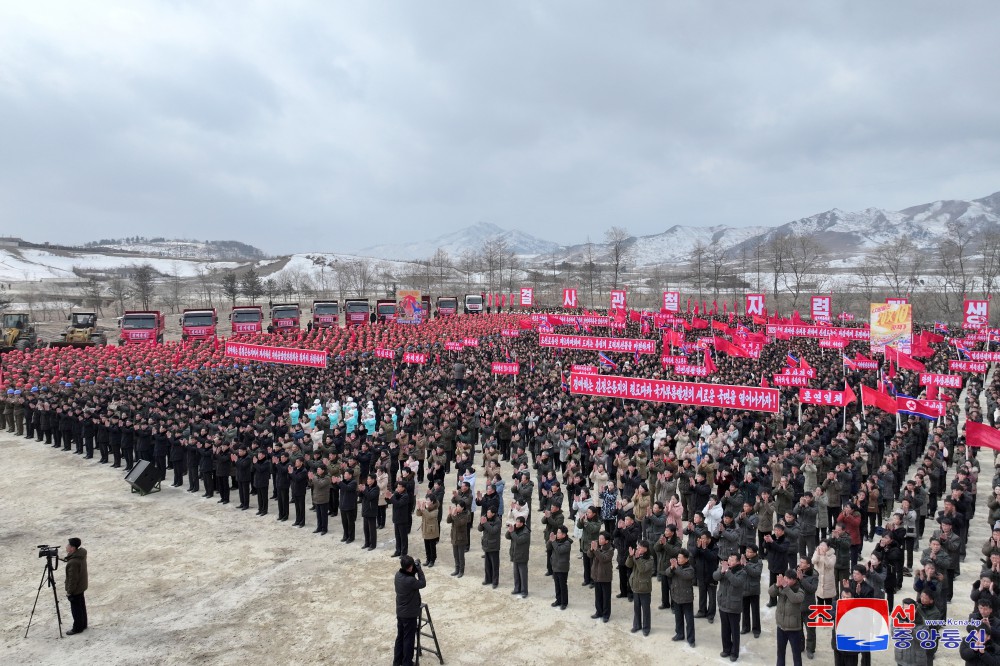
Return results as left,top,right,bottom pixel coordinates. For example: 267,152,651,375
0,236,22,248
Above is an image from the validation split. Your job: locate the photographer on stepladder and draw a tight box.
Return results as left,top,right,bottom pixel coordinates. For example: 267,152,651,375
394,555,426,666
64,538,88,635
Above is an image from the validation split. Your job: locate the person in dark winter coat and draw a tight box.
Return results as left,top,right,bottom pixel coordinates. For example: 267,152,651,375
394,555,426,666
478,508,502,588
252,451,271,515
714,554,747,662
666,548,696,647
288,457,309,527
360,474,381,549
388,482,413,557
590,533,615,622
506,516,531,597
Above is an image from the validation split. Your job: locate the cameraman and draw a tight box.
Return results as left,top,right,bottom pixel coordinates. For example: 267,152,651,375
64,538,88,635
393,555,426,666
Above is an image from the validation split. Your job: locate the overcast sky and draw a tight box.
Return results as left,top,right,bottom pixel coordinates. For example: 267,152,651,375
1,1,998,255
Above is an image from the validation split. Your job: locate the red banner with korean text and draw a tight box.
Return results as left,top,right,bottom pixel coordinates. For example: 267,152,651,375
374,348,396,360
963,299,990,329
491,362,520,375
569,373,780,413
799,388,848,406
403,352,428,364
918,373,962,389
811,296,831,321
224,342,328,369
949,360,988,373
772,374,810,387
539,333,658,355
570,364,599,374
766,324,870,340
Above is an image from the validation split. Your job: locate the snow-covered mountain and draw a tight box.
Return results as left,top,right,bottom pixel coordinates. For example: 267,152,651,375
355,221,561,261
82,237,267,261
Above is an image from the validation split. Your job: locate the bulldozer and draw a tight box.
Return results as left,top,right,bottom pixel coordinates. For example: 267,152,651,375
0,311,43,353
50,310,108,348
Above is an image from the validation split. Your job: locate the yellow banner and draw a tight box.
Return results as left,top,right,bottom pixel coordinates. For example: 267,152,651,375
869,302,912,354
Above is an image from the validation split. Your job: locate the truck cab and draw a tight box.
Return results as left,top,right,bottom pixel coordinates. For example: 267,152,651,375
270,303,301,333
119,311,165,345
437,296,458,317
311,300,340,328
344,299,370,327
375,299,398,323
464,294,484,314
179,308,217,342
230,305,264,334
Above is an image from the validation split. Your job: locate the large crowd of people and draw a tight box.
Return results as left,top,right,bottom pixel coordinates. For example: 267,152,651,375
2,309,999,664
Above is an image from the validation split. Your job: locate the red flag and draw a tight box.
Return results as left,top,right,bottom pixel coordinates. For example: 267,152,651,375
861,383,898,414
927,384,939,401
843,381,856,405
761,374,770,388
887,361,897,380
693,302,699,315
886,346,926,372
922,330,945,344
711,300,718,315
966,421,1000,452
691,317,709,330
704,350,718,374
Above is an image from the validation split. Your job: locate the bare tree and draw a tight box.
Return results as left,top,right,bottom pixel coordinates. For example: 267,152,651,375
456,249,480,293
782,236,826,308
855,256,881,305
83,278,104,316
581,238,602,308
263,277,278,305
706,241,728,298
689,240,708,299
430,248,451,294
131,264,156,310
605,226,632,289
979,229,1000,300
932,221,975,316
105,275,130,316
164,263,185,313
873,238,921,297
764,235,790,308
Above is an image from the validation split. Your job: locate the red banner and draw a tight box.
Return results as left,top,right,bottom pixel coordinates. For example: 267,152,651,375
570,364,598,374
610,289,627,311
799,388,847,406
491,362,520,375
673,364,711,377
819,338,848,349
374,348,396,360
501,329,521,337
779,367,817,379
746,294,765,316
970,351,1000,361
949,360,988,373
530,314,612,326
963,299,989,329
562,288,578,308
766,324,869,340
462,338,479,347
660,355,688,366
663,291,680,313
569,373,780,413
519,287,534,307
811,296,831,321
918,373,962,389
224,342,328,368
403,352,428,364
539,333,657,355
444,341,463,351
772,374,810,387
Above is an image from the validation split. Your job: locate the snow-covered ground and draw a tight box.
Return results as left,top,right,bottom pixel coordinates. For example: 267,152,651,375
0,248,243,282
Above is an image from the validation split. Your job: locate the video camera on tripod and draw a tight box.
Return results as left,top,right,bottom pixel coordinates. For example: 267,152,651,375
26,544,64,638
37,545,60,563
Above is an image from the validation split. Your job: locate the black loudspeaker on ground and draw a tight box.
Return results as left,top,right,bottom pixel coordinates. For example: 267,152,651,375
125,460,161,495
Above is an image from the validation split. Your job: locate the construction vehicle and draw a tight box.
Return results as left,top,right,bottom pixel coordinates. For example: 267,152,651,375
0,311,43,353
50,310,108,348
270,303,301,333
311,300,340,328
375,299,398,323
118,311,165,345
180,308,217,342
344,298,370,327
464,294,484,314
437,296,459,317
230,305,264,334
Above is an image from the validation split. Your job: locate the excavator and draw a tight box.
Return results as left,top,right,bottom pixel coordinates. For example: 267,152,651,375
50,310,108,348
0,311,43,353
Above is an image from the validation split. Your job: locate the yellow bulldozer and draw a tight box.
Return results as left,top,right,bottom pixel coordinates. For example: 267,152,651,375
50,310,108,348
0,311,43,353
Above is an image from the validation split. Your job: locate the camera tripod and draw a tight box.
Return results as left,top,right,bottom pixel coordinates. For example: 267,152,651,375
25,556,63,638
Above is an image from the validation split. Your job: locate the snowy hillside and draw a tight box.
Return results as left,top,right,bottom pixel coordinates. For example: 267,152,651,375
83,237,267,261
0,247,244,282
355,221,561,261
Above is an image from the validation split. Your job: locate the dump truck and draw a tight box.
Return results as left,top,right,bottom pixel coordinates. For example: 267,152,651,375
50,310,108,348
180,308,217,342
0,311,43,353
344,299,370,327
437,296,459,317
375,299,398,323
311,300,340,328
118,311,165,345
270,303,301,333
230,305,264,334
464,294,484,314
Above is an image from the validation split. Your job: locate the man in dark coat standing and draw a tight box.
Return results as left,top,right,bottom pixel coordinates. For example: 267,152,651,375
394,555,426,666
64,537,88,635
388,482,413,557
361,473,381,550
334,470,359,543
289,458,309,527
